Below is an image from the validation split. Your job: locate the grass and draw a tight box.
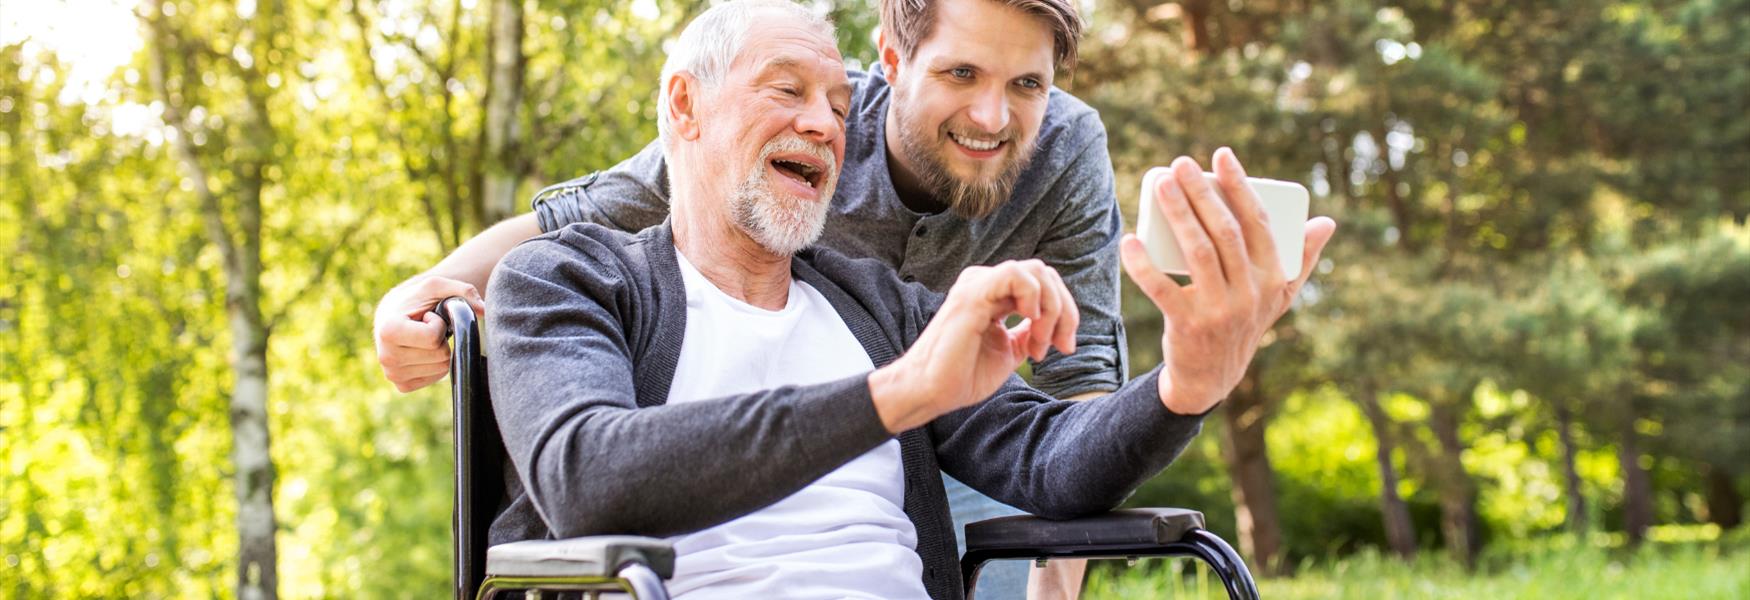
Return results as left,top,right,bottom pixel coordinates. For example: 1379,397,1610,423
1080,527,1750,599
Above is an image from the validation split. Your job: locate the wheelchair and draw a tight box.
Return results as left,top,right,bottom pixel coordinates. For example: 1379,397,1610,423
437,297,1260,600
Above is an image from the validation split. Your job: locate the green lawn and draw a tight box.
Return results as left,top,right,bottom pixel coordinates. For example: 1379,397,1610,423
1080,528,1749,599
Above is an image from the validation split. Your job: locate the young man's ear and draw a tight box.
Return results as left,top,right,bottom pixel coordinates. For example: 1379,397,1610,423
663,72,705,141
877,29,902,83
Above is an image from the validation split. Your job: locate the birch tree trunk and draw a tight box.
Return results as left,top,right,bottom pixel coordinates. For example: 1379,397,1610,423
481,0,526,225
145,2,279,597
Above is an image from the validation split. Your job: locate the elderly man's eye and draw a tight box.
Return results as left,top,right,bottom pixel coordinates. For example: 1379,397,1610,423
951,67,974,80
1017,78,1042,90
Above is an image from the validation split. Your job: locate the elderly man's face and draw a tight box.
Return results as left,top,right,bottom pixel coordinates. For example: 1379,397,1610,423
701,15,852,256
887,0,1056,218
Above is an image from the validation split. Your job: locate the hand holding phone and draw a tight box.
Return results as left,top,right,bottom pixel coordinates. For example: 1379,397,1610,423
1117,150,1335,417
1135,171,1309,279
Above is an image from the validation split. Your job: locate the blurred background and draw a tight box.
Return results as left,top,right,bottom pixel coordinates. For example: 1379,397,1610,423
2,0,1745,597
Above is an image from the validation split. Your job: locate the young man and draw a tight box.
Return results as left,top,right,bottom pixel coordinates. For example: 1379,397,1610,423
483,3,1332,598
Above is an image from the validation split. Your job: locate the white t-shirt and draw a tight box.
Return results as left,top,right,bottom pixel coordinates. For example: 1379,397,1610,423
663,248,928,599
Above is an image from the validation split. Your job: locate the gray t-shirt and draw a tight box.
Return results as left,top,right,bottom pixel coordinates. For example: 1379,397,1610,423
532,66,1126,397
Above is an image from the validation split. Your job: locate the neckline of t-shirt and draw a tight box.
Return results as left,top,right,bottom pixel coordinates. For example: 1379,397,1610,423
673,245,810,318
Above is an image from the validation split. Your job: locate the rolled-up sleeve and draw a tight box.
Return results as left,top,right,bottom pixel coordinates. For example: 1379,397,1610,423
531,140,673,234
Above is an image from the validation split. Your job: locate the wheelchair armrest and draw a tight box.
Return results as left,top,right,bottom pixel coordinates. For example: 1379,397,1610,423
486,535,676,579
964,508,1206,555
960,508,1260,600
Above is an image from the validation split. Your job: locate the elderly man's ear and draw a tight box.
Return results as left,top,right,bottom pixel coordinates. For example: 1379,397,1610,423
664,72,705,141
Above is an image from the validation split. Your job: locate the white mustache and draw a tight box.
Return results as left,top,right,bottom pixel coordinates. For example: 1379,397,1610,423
759,134,836,180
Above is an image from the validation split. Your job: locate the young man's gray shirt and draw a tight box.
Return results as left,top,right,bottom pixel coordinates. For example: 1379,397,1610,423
532,66,1127,397
485,222,1205,600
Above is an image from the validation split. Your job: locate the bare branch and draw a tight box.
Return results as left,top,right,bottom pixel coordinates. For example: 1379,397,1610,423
348,1,457,252
264,203,381,331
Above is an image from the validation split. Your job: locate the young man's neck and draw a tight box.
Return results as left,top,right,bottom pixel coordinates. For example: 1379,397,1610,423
669,171,794,311
883,104,949,215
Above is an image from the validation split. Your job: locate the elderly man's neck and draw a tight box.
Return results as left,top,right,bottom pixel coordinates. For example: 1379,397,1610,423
671,189,794,311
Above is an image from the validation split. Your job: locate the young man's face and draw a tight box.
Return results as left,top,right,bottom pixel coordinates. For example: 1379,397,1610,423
883,0,1057,218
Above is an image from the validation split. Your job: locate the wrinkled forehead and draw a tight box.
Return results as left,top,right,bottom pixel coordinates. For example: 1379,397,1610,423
727,13,846,83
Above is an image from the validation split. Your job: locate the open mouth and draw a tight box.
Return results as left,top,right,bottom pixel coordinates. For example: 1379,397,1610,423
949,132,1005,153
770,156,827,189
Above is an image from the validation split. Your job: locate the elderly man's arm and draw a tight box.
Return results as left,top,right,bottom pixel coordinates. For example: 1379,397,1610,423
487,231,891,539
926,369,1207,519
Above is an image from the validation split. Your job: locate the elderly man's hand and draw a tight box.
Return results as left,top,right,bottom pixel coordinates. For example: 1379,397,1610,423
372,274,485,393
1120,148,1337,415
868,259,1079,433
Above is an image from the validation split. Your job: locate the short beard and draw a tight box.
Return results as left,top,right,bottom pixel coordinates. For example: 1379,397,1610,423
729,134,838,257
894,109,1035,219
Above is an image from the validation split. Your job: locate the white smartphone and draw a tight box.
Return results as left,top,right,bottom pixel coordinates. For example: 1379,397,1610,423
1136,171,1310,279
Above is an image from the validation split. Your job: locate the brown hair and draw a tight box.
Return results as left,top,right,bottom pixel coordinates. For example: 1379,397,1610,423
880,0,1084,69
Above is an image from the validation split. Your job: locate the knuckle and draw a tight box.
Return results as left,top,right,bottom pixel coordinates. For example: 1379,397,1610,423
1213,223,1242,245
1188,245,1218,264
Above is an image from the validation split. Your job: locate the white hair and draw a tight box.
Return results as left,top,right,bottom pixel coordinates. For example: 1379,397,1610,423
656,0,837,146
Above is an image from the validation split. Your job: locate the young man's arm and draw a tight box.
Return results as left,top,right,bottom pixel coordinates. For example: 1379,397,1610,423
373,215,539,392
373,141,672,392
1028,115,1129,399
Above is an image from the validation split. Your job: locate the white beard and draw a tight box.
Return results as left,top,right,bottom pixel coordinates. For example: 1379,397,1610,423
729,134,838,256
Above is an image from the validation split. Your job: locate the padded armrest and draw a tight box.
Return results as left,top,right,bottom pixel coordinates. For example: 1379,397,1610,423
964,508,1206,554
486,536,676,579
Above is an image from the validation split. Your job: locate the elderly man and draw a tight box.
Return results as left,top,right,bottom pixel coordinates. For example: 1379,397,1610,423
484,2,1334,599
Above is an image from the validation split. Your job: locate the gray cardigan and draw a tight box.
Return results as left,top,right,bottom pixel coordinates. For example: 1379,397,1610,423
484,222,1207,600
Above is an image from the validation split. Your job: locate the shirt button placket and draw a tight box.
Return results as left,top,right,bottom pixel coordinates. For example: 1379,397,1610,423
902,219,929,284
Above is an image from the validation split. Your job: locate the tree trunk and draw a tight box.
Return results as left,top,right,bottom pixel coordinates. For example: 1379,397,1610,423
1555,403,1588,537
1704,466,1743,531
1179,0,1214,53
145,4,279,596
1428,402,1479,568
1356,388,1417,559
1221,372,1285,575
1618,411,1653,547
481,0,526,225
230,310,277,600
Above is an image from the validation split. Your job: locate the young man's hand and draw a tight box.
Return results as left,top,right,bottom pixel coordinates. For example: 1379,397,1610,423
868,259,1079,433
372,274,484,392
1120,148,1337,415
